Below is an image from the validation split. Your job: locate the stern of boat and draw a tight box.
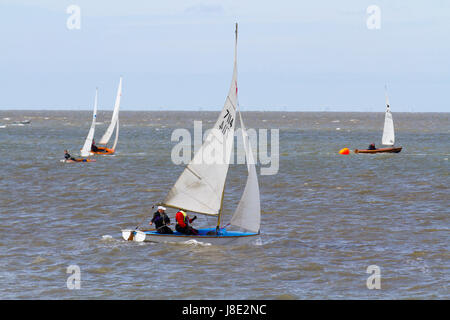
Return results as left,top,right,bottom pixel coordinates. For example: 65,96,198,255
121,229,146,242
92,147,115,155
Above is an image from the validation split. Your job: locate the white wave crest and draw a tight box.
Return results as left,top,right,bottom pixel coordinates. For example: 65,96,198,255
183,239,211,246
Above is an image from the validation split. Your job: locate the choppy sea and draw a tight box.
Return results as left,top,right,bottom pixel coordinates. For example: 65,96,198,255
0,110,448,299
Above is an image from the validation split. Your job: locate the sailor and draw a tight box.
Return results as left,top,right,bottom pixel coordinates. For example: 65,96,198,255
175,210,198,235
149,206,173,234
64,150,77,161
368,143,377,150
91,139,99,152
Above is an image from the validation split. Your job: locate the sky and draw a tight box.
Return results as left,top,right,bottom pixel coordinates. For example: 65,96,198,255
0,0,449,112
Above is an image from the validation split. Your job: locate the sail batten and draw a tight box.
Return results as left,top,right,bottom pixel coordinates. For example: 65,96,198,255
80,89,98,157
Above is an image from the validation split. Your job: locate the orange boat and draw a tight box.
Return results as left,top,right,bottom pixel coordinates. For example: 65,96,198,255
91,146,115,155
77,80,120,159
354,147,402,154
93,77,122,155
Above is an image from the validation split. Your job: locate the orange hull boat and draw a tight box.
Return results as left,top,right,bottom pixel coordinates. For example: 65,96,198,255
354,147,402,154
91,147,115,155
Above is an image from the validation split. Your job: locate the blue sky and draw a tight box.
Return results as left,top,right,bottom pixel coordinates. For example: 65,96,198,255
0,0,449,112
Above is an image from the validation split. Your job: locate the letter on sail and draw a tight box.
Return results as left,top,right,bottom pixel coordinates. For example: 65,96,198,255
163,25,239,216
230,112,261,233
80,89,98,157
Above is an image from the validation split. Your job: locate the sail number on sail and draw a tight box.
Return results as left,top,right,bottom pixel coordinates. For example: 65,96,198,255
219,109,234,135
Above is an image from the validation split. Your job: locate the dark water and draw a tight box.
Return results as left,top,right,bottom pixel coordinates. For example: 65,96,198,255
0,110,448,299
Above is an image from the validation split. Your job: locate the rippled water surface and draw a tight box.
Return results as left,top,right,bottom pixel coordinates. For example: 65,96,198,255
0,110,448,299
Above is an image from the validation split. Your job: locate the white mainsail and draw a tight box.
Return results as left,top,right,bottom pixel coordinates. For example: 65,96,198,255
230,112,261,233
80,88,98,157
163,24,239,216
99,77,122,146
111,118,119,151
381,89,395,146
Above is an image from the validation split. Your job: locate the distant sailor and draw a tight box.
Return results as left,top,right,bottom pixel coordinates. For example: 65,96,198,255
149,206,173,234
91,139,99,152
64,150,77,161
368,143,377,150
175,210,198,235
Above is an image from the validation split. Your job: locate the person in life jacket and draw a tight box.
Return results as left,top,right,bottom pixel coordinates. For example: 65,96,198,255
175,210,198,235
64,150,77,161
149,206,173,234
368,143,377,150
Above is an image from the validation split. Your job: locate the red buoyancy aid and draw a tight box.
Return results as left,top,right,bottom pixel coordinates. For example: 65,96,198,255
176,211,188,228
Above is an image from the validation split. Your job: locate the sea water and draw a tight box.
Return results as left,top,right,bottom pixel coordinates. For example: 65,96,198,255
0,110,448,299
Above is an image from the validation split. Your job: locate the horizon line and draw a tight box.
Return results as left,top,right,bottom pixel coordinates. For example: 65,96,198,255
0,106,444,113
0,108,447,113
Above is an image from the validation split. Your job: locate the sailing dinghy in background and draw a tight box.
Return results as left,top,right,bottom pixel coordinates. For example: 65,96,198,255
61,89,98,163
355,87,402,154
79,88,98,158
122,24,261,245
91,77,122,155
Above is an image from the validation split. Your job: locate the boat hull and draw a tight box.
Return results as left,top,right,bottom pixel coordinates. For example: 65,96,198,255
61,159,96,163
121,228,259,245
354,147,402,154
91,147,114,155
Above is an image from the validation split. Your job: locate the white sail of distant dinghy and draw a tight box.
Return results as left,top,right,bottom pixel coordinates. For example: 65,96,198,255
98,77,122,146
99,76,121,145
122,23,261,244
381,87,395,146
230,112,261,233
111,118,119,151
80,88,98,157
91,77,122,155
354,86,402,154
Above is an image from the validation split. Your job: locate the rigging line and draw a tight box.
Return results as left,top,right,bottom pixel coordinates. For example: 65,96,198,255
226,95,237,111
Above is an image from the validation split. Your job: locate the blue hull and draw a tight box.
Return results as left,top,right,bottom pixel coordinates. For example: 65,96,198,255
144,227,257,237
122,227,260,244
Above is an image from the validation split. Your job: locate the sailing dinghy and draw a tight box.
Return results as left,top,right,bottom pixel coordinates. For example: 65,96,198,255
61,89,98,163
62,158,96,163
91,77,122,155
122,24,261,245
355,87,402,154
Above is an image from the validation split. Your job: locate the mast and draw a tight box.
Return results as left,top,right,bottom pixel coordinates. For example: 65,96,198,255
163,24,238,218
385,84,389,107
215,186,226,233
216,23,238,232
